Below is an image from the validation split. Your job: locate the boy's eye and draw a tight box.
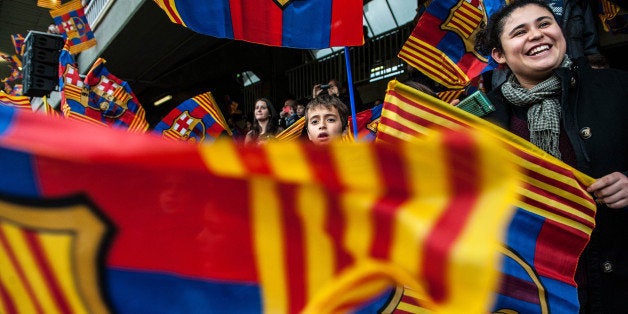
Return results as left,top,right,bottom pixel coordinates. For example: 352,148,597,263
327,118,337,123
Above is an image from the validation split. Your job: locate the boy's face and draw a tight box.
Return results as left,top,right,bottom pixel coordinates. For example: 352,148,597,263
307,105,344,145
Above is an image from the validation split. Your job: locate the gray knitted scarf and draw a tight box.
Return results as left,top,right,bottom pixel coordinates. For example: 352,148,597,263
500,56,572,159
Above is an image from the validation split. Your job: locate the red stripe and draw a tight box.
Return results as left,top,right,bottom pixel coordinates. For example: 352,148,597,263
0,280,18,314
24,231,73,314
388,91,461,125
534,220,589,284
497,273,542,304
521,186,594,230
161,1,183,24
280,184,307,313
422,132,480,302
0,227,45,314
241,145,273,175
230,0,283,46
369,147,410,259
329,0,363,47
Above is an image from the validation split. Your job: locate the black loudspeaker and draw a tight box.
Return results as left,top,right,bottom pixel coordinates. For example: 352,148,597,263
22,31,64,97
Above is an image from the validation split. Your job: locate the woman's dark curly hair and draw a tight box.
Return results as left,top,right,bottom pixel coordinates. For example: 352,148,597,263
475,0,556,55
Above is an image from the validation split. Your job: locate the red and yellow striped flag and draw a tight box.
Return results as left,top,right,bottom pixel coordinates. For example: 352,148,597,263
275,116,305,141
0,91,31,110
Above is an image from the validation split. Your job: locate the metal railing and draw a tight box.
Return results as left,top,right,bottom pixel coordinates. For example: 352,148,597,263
284,22,414,101
85,0,116,29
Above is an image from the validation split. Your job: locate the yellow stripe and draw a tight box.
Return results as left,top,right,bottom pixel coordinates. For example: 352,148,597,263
195,92,232,135
523,175,596,221
39,233,89,313
396,301,433,314
447,132,519,313
252,178,288,313
297,185,335,300
399,43,459,80
50,0,83,17
391,136,449,276
518,189,593,234
266,141,312,183
1,223,61,314
199,139,246,177
0,223,38,313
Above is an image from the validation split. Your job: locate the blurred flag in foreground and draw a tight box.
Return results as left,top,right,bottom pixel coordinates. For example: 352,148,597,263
152,0,363,49
154,91,232,143
399,0,504,89
377,80,597,313
50,0,97,54
0,105,520,313
58,46,148,131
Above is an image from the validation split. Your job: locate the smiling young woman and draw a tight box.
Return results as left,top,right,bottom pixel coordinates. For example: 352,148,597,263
475,0,628,312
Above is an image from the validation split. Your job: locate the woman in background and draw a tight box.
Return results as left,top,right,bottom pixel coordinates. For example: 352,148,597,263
244,98,283,145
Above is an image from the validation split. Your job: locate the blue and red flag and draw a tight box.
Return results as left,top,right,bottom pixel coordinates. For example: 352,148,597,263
153,0,363,49
399,0,504,89
58,46,149,131
377,80,597,313
50,0,97,54
0,91,30,110
10,34,25,56
0,103,522,313
342,103,382,142
154,91,232,143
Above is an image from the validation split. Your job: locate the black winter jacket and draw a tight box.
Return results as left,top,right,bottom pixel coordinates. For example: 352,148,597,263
485,62,628,313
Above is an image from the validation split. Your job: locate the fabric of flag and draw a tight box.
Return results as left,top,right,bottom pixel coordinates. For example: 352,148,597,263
0,104,523,313
0,91,30,110
342,103,383,143
9,84,23,96
154,91,232,143
276,116,305,141
58,47,149,131
11,34,25,56
399,0,504,89
377,80,597,313
437,89,465,104
596,0,628,34
50,0,97,54
152,0,363,49
37,0,61,9
1,55,22,82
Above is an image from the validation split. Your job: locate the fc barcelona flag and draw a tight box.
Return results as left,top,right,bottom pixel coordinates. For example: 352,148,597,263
154,91,232,143
0,91,30,110
399,0,504,89
10,34,25,56
58,47,149,131
342,103,383,142
50,0,97,54
153,0,364,49
0,104,522,313
377,80,597,313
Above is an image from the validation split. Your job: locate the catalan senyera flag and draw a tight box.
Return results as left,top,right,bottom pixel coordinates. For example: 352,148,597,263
399,0,504,89
58,46,149,131
0,103,522,313
596,0,628,34
377,80,597,313
154,91,232,143
10,34,25,56
50,0,97,54
152,0,363,49
0,91,30,110
37,0,61,9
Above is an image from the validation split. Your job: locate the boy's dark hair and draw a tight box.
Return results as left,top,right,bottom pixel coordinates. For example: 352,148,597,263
475,0,556,55
305,94,349,132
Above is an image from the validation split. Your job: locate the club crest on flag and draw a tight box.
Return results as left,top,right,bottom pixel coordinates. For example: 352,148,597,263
164,110,206,142
0,195,111,313
272,0,293,9
90,76,131,119
61,16,89,42
441,0,489,61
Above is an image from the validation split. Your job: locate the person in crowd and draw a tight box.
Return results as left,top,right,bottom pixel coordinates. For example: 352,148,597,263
279,98,299,128
312,78,364,111
475,0,628,312
305,94,349,146
295,98,307,119
484,0,606,91
244,98,283,145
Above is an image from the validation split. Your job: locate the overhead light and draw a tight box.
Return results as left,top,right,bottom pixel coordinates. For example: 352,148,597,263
153,95,172,106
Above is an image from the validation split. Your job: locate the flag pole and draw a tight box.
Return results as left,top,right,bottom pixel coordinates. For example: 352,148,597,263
343,46,359,140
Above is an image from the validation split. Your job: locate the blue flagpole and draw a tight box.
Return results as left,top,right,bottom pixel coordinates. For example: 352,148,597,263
343,46,359,140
